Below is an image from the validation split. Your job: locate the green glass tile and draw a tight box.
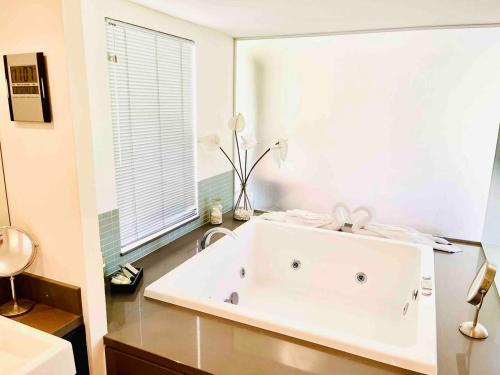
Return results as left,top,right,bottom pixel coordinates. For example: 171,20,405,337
99,171,234,275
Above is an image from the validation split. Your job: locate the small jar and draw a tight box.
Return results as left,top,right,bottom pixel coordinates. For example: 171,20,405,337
210,198,223,225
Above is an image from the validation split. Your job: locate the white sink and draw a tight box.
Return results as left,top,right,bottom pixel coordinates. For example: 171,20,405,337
0,315,75,375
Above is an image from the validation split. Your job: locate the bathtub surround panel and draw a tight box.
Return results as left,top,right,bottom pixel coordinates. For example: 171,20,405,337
99,171,233,275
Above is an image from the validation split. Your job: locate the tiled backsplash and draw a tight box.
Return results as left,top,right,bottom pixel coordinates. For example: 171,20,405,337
99,171,234,276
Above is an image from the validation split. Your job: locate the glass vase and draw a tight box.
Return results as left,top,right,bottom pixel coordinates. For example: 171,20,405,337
233,183,253,221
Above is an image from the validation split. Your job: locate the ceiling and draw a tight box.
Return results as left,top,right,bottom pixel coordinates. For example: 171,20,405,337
129,0,500,38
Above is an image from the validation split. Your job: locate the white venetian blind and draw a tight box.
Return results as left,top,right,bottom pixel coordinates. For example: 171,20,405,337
106,19,197,254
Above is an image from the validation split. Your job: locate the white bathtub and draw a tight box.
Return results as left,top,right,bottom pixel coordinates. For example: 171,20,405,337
145,219,437,374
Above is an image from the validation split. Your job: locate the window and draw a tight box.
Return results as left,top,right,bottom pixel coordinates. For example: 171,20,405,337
106,19,197,254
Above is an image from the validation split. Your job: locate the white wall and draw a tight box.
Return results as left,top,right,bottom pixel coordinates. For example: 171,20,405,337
0,1,107,374
483,128,500,245
482,127,500,291
79,0,234,214
0,0,82,286
236,28,500,240
0,150,10,226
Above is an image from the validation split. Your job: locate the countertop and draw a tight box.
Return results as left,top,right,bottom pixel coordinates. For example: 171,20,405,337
11,303,83,337
0,273,84,338
105,212,500,375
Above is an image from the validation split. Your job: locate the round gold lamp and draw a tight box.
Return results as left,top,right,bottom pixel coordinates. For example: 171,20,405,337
459,261,497,339
0,227,38,317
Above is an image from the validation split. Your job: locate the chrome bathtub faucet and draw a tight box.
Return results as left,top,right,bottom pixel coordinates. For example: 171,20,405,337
340,222,354,233
199,227,238,251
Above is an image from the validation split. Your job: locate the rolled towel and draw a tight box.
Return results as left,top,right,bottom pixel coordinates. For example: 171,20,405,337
260,209,341,230
361,223,462,253
261,207,462,253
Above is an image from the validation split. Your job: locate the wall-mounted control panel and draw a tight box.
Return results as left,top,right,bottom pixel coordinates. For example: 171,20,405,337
3,52,51,123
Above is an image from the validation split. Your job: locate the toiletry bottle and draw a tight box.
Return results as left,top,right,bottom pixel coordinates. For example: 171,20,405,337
210,198,223,225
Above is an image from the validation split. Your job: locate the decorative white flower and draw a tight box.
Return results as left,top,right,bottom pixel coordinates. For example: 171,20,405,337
274,138,288,161
198,134,221,150
228,113,246,133
241,134,257,150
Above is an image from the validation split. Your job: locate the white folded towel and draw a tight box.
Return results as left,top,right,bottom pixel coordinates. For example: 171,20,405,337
261,205,462,253
260,209,342,230
358,223,462,253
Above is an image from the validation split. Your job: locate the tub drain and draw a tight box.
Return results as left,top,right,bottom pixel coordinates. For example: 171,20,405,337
355,272,367,284
291,259,301,270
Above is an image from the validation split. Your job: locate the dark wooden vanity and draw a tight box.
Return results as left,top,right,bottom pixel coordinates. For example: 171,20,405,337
105,340,209,375
0,273,89,374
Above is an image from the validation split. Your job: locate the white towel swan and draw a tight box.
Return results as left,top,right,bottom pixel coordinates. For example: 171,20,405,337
260,203,462,253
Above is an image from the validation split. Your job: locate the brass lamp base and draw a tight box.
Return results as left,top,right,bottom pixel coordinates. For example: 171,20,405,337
459,321,488,339
0,298,35,317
